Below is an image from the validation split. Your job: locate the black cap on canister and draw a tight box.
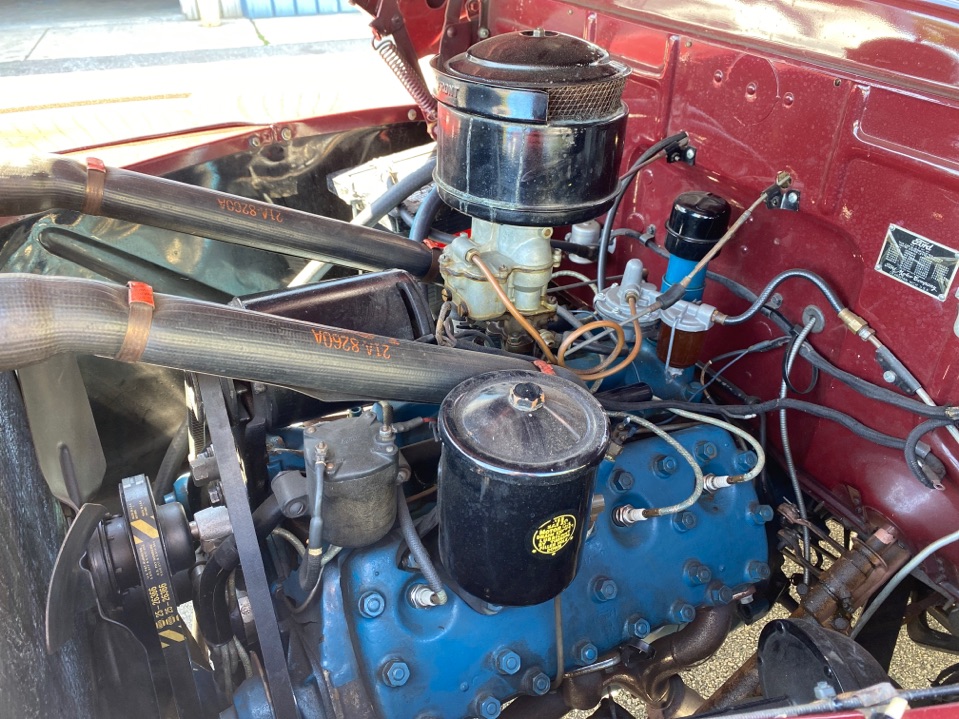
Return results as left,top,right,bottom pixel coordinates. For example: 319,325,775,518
664,191,731,261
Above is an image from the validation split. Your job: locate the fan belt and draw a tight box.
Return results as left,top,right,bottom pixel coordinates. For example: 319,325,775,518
120,474,206,718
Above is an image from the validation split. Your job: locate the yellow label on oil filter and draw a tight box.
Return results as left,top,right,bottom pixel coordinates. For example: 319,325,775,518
531,514,577,556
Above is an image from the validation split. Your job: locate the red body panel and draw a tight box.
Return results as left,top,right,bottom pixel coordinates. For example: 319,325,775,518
475,0,959,591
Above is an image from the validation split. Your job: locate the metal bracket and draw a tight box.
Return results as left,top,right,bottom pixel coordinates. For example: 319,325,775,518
665,142,697,166
198,374,299,719
764,180,801,211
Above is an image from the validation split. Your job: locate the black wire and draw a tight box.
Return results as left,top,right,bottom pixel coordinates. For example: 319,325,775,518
700,337,791,396
904,417,956,490
599,396,909,450
782,330,820,395
597,132,688,293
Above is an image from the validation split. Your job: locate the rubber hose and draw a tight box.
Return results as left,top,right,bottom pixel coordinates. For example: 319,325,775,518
597,131,688,293
409,186,444,243
397,490,447,604
153,418,190,501
904,418,956,489
598,397,908,450
298,462,325,592
0,274,533,404
352,157,436,228
196,496,283,645
0,154,435,278
721,269,845,325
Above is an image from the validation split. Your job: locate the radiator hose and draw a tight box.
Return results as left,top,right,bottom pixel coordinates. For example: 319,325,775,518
0,154,436,278
0,273,533,404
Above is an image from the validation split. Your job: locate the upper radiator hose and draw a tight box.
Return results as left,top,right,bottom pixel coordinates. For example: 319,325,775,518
0,274,533,404
0,154,436,279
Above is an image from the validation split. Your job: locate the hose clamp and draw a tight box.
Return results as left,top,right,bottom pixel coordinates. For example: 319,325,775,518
116,281,155,363
81,157,106,215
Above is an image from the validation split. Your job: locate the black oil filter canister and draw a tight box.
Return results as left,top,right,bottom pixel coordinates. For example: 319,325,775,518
438,370,609,606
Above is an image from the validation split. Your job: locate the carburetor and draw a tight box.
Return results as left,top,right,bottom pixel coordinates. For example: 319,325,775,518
432,29,629,328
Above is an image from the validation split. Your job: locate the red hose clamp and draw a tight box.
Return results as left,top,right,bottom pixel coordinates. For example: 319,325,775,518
115,281,155,363
532,360,556,375
81,157,106,215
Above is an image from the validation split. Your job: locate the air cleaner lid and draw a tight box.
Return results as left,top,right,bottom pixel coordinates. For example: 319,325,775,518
442,29,629,88
438,370,609,477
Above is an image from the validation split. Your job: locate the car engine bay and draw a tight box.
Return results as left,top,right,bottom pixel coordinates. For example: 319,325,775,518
2,1,959,718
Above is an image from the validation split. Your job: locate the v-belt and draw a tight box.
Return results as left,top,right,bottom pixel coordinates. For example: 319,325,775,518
119,474,206,718
197,374,299,718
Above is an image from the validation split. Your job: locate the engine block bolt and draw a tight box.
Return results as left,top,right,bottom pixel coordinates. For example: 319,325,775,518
476,695,502,719
653,455,678,477
734,451,758,473
745,561,771,582
695,441,719,464
708,584,734,605
673,511,697,532
747,503,774,525
611,470,634,492
628,617,651,638
592,577,618,602
683,561,712,586
382,659,410,688
358,591,385,618
528,671,552,696
575,642,599,665
494,649,522,675
670,601,696,624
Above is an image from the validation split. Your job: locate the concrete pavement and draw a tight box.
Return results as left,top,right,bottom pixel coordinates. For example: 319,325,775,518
0,9,410,155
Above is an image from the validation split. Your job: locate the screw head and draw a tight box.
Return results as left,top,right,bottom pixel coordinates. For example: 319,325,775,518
654,455,679,477
787,191,799,203
747,503,774,525
734,451,758,473
611,470,634,492
382,659,410,687
629,617,651,638
575,642,598,665
746,561,771,582
478,27,490,39
509,382,545,412
673,511,697,533
279,127,293,142
882,370,898,384
684,561,711,586
529,672,551,696
249,135,261,148
476,695,501,719
709,584,734,605
358,591,385,618
696,441,719,464
670,602,696,624
593,577,618,602
495,649,521,675
285,500,306,517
